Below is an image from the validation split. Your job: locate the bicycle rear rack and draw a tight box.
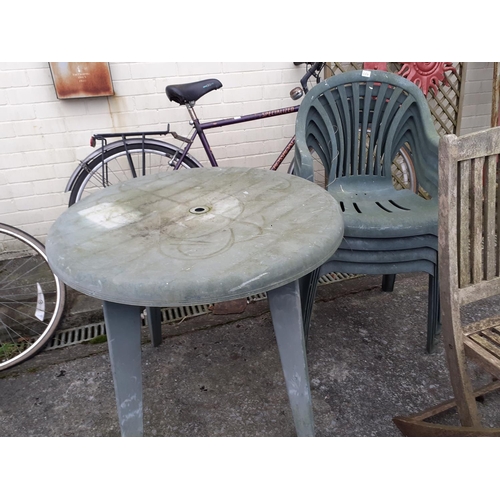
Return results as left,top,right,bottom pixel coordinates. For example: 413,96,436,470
90,127,171,147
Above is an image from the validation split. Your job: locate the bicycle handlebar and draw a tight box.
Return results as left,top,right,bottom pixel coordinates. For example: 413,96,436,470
299,62,325,93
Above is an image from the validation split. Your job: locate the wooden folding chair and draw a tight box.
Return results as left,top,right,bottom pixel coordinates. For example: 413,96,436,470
393,127,500,436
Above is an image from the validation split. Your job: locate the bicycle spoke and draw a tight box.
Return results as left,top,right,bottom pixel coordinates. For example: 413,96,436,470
0,279,57,293
70,143,199,205
0,224,65,370
0,256,48,291
0,314,39,343
0,301,52,326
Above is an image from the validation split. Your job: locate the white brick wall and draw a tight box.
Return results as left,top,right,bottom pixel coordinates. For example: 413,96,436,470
1,61,496,241
0,62,306,240
458,62,495,135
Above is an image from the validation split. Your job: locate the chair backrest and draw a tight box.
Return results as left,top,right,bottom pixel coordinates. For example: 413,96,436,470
294,70,440,197
439,127,500,328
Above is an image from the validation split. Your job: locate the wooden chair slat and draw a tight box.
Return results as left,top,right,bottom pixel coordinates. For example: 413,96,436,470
480,327,500,348
459,158,471,288
497,156,500,276
464,337,500,379
456,129,500,159
463,314,500,334
458,276,500,305
484,155,497,280
469,331,500,359
471,157,484,284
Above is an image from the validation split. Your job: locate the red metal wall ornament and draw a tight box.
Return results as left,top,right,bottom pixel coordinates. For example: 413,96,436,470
397,62,457,96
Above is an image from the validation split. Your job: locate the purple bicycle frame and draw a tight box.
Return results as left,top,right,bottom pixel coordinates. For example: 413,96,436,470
172,104,300,170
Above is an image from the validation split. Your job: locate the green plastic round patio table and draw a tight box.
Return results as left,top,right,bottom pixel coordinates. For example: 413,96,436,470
46,167,344,436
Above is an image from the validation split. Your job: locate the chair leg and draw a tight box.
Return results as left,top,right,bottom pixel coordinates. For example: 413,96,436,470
382,274,396,292
392,380,498,435
146,307,162,347
426,272,441,354
441,318,482,427
299,267,321,347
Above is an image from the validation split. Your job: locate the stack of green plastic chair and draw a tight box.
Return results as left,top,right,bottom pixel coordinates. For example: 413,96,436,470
294,69,440,353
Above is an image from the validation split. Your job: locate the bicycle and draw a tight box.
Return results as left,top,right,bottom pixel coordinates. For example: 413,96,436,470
0,223,66,371
64,62,417,206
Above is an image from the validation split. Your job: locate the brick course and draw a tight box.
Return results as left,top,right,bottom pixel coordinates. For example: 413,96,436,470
458,62,495,135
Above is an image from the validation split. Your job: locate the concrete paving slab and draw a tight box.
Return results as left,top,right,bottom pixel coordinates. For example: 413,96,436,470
1,272,499,436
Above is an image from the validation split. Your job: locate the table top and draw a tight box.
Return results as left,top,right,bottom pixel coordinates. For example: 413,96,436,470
47,167,344,307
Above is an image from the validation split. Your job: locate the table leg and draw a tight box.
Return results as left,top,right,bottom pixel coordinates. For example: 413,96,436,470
267,280,315,437
146,307,163,347
103,301,144,437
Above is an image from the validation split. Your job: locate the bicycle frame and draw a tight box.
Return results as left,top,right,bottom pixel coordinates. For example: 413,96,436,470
66,63,328,193
172,103,300,170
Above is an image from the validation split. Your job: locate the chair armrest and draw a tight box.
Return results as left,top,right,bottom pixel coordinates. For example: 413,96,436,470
409,121,440,199
293,141,315,182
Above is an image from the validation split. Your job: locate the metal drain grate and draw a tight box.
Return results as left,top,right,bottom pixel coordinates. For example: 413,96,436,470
47,304,212,351
48,321,106,349
47,272,358,350
248,272,357,303
318,272,357,285
160,304,211,323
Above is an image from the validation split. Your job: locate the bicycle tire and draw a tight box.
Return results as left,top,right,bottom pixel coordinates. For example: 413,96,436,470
0,223,66,371
68,140,202,206
391,145,418,193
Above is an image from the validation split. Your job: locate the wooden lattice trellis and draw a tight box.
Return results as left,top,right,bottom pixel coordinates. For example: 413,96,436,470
324,62,464,136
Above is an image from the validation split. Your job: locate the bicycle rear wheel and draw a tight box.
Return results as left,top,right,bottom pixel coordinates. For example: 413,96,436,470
69,140,201,206
391,145,417,193
0,223,66,371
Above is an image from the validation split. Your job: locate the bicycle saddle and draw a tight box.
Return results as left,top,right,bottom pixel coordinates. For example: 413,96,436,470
166,79,222,105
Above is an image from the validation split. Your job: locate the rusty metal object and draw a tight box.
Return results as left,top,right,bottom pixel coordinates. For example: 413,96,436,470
362,62,388,71
49,62,114,99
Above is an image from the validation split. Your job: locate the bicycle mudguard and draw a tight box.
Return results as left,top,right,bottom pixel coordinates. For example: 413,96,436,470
65,138,204,192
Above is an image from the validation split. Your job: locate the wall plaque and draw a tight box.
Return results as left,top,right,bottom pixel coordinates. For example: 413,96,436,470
49,62,114,99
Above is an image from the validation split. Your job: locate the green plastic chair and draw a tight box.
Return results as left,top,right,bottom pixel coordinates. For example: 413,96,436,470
294,69,440,353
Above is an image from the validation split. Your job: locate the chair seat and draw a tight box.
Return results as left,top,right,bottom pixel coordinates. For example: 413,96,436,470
330,181,437,239
330,246,437,265
321,259,437,277
463,317,500,379
339,234,438,252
